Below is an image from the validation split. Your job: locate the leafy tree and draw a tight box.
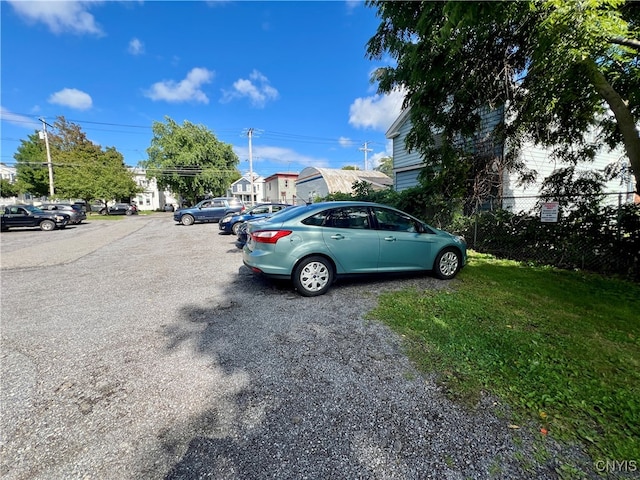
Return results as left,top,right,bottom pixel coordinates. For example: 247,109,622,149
0,179,19,198
143,117,241,205
366,0,640,193
342,165,360,170
12,117,139,209
13,132,50,197
48,117,140,210
375,156,394,178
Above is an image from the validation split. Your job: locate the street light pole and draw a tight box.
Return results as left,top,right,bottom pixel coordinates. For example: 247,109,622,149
39,118,55,197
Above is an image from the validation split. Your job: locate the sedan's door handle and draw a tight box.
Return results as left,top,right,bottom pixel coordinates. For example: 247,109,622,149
330,234,345,240
383,236,396,242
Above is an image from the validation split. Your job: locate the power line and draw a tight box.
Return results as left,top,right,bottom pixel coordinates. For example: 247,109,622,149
3,111,370,148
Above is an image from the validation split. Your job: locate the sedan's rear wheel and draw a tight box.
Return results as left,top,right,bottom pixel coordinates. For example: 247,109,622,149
434,248,461,280
293,256,334,297
40,219,55,231
181,214,195,226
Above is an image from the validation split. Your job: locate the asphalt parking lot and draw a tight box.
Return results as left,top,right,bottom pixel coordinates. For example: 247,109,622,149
0,215,591,479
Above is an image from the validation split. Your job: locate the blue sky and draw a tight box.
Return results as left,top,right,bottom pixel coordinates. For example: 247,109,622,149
1,0,405,178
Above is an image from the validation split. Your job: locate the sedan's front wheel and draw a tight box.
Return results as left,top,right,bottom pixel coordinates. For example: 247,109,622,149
293,256,334,297
434,248,461,280
181,214,195,226
232,222,243,235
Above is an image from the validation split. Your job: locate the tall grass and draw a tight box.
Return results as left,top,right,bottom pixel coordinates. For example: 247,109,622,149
369,252,640,462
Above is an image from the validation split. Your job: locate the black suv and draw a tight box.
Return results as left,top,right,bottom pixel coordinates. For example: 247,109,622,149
1,204,70,231
173,197,245,226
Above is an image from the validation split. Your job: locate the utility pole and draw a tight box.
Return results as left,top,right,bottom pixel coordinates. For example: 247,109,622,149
39,118,55,196
247,128,255,206
359,141,373,170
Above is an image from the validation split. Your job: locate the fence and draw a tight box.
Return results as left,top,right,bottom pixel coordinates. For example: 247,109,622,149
444,192,640,281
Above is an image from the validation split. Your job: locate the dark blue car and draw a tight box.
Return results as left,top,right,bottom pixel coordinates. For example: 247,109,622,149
219,203,290,235
174,197,245,226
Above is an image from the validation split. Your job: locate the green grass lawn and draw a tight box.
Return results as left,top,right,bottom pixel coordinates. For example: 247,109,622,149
369,251,640,464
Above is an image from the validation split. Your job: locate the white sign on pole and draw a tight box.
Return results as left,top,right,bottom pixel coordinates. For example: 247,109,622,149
540,202,559,223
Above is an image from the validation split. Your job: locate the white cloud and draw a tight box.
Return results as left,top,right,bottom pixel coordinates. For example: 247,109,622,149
345,0,361,14
128,37,144,55
221,70,279,108
348,89,405,131
369,140,393,168
48,88,93,110
0,107,40,129
8,0,104,36
338,136,356,148
144,68,214,104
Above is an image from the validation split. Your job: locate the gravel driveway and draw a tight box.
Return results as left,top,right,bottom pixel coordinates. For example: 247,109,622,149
0,215,597,479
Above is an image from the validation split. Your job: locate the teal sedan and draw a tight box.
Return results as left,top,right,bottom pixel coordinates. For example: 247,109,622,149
242,201,467,296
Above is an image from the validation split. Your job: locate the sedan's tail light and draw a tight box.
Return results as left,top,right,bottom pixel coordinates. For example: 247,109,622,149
251,230,292,244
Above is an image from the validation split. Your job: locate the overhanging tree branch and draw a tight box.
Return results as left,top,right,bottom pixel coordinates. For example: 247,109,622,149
585,57,640,192
610,36,640,51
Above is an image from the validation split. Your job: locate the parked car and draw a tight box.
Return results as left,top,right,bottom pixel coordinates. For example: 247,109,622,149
243,201,467,296
235,221,250,249
163,203,175,212
90,202,106,213
72,201,88,213
174,197,245,226
41,203,87,224
219,203,291,235
102,203,138,215
1,204,70,231
235,205,300,249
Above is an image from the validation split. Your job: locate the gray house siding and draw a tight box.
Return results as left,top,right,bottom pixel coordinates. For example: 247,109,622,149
387,107,505,193
392,120,423,170
386,106,632,210
387,109,425,191
395,169,421,191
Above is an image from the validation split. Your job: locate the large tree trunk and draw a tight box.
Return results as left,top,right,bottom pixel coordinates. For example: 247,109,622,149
586,58,640,193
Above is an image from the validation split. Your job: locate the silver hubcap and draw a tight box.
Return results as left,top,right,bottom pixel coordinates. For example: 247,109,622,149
439,251,459,277
299,261,330,292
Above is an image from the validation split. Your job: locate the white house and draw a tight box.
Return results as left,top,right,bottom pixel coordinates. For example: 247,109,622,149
0,163,19,205
0,163,17,183
130,167,178,211
386,108,636,211
295,167,393,203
